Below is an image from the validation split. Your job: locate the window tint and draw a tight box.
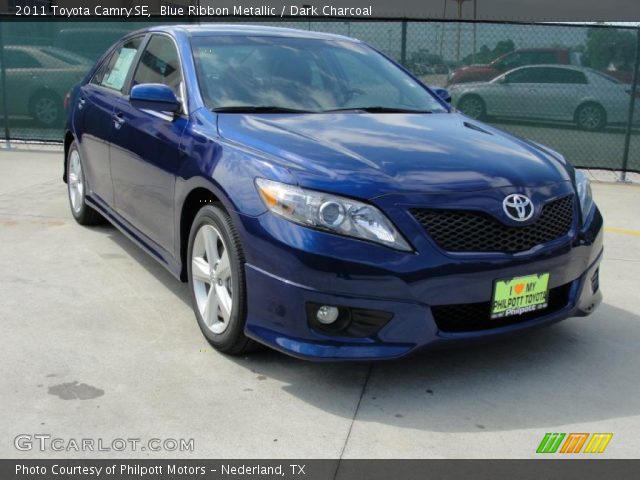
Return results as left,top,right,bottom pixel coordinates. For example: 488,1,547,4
497,51,558,70
40,47,88,66
591,70,622,84
131,35,182,98
496,52,523,70
4,50,41,69
505,68,542,83
331,49,400,103
92,37,142,92
530,51,558,64
548,68,587,84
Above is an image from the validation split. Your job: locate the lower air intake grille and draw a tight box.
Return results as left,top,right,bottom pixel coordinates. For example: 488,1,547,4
411,195,574,253
431,282,572,333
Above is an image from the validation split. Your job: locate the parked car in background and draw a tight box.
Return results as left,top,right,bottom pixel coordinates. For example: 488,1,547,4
450,65,637,131
53,28,130,63
0,46,90,127
447,48,578,86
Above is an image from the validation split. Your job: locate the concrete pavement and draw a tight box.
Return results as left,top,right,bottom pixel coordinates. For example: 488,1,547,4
1,148,639,459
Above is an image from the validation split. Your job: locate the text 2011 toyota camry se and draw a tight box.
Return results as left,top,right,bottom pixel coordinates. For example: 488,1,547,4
63,25,603,360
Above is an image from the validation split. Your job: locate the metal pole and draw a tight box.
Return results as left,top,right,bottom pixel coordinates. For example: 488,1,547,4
400,20,408,66
439,0,447,59
0,20,10,149
456,0,462,62
620,27,640,181
472,0,477,64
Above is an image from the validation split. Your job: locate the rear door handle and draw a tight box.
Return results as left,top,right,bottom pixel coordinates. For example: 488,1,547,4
113,112,125,129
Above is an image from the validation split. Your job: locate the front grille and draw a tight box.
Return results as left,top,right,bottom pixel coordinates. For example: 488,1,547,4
431,282,572,333
411,195,574,253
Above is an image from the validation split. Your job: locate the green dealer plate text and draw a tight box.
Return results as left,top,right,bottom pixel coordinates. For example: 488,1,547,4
491,273,550,319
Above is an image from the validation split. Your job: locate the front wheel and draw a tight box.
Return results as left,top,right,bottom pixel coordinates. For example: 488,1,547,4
457,95,486,120
187,204,255,354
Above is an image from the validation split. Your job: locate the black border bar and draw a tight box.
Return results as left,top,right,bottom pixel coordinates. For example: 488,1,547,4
3,459,640,480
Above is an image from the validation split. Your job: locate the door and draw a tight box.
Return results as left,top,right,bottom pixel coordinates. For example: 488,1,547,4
77,37,143,208
110,34,187,254
490,67,543,118
0,47,42,118
536,67,589,121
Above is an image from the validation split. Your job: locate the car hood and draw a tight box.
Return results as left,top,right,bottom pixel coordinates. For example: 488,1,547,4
217,112,571,198
452,64,497,76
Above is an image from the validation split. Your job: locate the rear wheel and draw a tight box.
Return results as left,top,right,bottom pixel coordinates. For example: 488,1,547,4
457,94,486,120
66,141,103,225
187,204,256,355
575,103,606,131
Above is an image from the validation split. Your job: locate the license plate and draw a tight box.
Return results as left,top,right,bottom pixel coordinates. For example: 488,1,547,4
491,273,550,319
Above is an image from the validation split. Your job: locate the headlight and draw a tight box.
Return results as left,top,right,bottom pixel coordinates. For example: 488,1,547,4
575,170,594,222
255,178,412,251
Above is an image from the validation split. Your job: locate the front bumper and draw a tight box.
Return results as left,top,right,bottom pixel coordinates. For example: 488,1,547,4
236,203,603,361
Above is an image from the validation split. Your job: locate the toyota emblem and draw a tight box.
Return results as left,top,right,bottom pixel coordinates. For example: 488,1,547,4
503,194,534,222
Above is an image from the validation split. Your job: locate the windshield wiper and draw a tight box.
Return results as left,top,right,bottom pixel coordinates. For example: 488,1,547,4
212,105,312,113
321,106,433,114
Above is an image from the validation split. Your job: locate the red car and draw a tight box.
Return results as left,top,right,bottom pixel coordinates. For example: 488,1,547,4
447,48,574,85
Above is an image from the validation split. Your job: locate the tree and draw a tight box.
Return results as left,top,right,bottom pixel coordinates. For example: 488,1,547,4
584,28,635,71
462,39,515,65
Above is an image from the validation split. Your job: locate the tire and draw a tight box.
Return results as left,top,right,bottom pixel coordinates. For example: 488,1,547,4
575,103,606,131
30,91,62,127
457,94,486,120
66,141,103,225
187,203,256,355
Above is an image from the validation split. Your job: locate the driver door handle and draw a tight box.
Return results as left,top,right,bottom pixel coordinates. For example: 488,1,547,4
113,112,125,130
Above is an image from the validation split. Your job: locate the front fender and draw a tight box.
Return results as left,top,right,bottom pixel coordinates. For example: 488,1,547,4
173,110,298,277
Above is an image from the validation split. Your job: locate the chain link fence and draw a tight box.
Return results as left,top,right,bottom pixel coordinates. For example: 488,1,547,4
1,19,638,173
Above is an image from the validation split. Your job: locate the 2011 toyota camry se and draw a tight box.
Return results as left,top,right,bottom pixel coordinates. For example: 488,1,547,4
63,25,603,360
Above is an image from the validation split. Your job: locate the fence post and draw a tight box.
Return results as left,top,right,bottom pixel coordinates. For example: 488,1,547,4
0,20,11,149
620,27,640,181
400,20,408,66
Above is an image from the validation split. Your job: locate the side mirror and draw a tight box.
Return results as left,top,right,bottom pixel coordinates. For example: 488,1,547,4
432,87,452,104
130,83,181,114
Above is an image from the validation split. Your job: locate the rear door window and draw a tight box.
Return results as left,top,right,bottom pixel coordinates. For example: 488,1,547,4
505,68,542,83
92,37,143,92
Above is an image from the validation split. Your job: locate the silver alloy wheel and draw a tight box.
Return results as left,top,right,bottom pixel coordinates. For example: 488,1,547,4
459,96,483,119
578,105,602,130
68,150,84,214
191,224,233,334
34,96,58,125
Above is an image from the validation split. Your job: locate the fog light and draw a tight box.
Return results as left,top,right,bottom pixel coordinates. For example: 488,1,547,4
316,305,340,324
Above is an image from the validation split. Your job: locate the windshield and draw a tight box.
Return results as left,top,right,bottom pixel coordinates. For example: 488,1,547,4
190,35,447,113
590,69,623,84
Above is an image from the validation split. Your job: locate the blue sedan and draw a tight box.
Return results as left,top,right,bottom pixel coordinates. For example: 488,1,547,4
63,25,603,360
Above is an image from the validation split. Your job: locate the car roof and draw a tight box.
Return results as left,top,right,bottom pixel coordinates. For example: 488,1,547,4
137,24,358,42
507,64,591,73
